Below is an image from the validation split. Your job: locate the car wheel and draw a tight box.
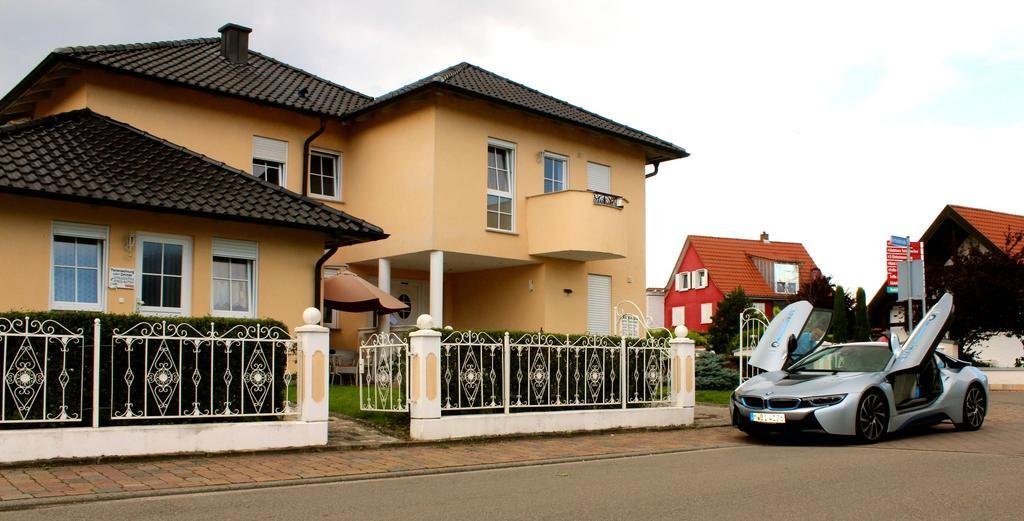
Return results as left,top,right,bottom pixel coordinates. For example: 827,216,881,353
855,390,889,443
955,384,986,431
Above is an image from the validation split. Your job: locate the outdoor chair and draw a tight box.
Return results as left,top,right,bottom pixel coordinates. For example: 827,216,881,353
331,349,358,385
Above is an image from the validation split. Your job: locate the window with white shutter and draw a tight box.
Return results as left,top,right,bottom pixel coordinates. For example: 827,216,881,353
211,239,257,318
671,306,686,327
587,162,611,193
674,272,691,292
252,136,288,187
701,302,713,324
587,274,612,335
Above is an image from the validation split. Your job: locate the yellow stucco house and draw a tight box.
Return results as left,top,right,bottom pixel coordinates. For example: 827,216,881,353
0,23,687,345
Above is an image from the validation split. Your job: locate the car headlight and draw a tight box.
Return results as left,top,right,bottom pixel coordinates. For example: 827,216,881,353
801,394,847,407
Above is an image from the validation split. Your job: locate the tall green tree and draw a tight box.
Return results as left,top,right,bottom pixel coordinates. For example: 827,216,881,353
790,274,836,309
706,288,753,354
928,230,1024,358
853,287,870,341
832,286,849,343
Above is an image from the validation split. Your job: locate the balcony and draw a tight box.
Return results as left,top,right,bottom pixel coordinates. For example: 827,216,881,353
525,190,628,261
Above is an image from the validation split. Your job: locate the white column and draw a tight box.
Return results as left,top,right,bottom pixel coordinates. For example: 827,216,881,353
295,307,331,424
409,314,442,440
379,258,392,333
378,258,392,294
670,325,696,410
429,250,444,327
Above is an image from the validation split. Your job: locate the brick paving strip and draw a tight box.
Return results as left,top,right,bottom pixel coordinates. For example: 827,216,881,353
0,406,738,510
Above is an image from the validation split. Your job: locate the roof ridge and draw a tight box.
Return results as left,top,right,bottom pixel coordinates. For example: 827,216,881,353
55,37,218,54
452,62,678,148
948,204,1024,220
689,234,807,246
25,109,382,235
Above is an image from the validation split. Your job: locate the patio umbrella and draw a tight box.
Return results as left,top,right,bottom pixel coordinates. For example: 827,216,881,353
322,270,409,313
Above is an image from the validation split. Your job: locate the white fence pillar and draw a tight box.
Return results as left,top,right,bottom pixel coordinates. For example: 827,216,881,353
296,307,330,423
409,314,442,422
670,326,696,408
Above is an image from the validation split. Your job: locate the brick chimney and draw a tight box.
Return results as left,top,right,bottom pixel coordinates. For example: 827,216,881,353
760,231,770,243
218,23,252,64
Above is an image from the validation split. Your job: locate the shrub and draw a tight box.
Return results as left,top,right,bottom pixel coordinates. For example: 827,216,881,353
695,351,739,390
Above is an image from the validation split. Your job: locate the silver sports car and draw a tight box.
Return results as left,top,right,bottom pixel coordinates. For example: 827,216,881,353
731,293,988,443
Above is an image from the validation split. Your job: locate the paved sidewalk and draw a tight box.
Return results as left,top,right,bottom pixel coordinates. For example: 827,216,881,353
0,407,737,509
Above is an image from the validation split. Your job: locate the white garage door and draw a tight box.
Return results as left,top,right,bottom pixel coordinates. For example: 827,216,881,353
587,274,612,335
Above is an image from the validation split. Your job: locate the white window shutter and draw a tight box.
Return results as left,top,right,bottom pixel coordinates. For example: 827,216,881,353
671,306,685,326
212,238,258,260
587,274,612,335
253,136,288,163
52,221,107,240
701,302,713,324
587,162,611,193
674,273,683,292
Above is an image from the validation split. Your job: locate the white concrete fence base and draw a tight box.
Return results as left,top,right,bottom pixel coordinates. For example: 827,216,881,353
405,316,697,441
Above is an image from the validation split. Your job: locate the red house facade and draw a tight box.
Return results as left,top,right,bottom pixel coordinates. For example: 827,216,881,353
661,234,820,333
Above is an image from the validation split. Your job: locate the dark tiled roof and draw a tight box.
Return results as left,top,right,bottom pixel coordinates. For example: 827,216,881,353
355,62,688,162
0,109,385,245
55,38,372,117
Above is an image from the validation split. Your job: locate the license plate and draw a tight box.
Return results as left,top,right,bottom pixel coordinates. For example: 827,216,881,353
750,412,785,424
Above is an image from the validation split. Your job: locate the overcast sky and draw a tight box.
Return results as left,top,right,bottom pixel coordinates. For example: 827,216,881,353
3,1,1022,296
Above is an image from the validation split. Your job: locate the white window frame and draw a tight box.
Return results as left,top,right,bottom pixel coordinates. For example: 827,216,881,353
773,262,799,294
753,302,767,315
486,138,516,233
674,272,691,292
308,148,342,202
323,266,342,329
50,221,108,312
252,136,288,188
210,238,258,319
136,233,192,317
542,151,568,193
693,268,709,289
701,302,713,324
671,306,686,327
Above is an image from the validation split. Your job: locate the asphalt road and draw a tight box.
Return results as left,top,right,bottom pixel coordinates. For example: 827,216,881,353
8,393,1023,521
6,444,1020,521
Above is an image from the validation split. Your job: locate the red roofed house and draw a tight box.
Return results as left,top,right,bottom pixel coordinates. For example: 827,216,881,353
659,233,821,332
869,204,1024,368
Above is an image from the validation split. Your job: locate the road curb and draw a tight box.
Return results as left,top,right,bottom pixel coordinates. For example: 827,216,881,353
0,440,743,512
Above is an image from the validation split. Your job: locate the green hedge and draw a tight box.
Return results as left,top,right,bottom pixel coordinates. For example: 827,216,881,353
0,311,289,427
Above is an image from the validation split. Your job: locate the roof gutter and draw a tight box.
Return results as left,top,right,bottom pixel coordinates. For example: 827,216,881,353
313,245,339,309
644,161,661,179
301,117,327,197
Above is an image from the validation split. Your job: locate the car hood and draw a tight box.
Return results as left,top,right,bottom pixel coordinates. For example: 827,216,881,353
737,371,882,398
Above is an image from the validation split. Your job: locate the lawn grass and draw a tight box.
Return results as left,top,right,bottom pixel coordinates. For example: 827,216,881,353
329,384,409,437
695,389,732,405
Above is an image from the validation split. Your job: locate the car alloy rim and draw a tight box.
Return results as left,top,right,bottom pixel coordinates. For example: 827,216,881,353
965,387,985,427
859,394,887,440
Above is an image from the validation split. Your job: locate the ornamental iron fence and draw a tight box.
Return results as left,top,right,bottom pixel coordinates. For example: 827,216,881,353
437,331,674,414
358,332,409,412
737,306,769,384
0,317,86,424
0,316,298,429
110,322,297,420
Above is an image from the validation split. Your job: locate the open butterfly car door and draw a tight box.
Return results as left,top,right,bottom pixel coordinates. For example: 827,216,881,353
886,293,954,410
748,301,832,372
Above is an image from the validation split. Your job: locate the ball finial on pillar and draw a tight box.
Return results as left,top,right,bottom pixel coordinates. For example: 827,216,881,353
416,314,434,330
674,324,689,338
302,307,322,326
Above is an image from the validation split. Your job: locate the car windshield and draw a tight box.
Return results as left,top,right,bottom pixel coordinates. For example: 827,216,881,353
788,344,893,373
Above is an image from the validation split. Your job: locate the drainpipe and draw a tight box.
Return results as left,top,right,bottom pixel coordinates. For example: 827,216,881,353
644,161,661,179
302,117,328,196
313,245,339,309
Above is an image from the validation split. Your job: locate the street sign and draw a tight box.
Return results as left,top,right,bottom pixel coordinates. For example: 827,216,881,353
886,240,923,288
890,235,909,248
